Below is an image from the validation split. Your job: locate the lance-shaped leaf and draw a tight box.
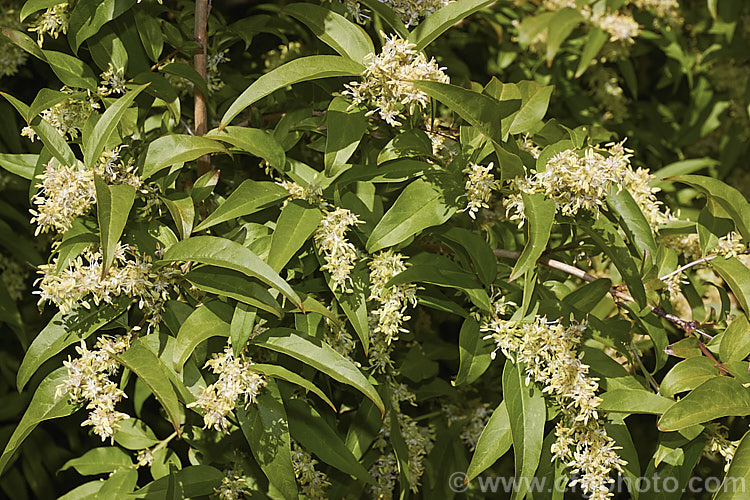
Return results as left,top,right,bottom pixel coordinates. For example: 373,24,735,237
0,367,80,475
237,381,298,500
60,447,134,476
94,175,135,276
714,429,750,499
286,398,374,483
599,389,674,414
467,401,512,481
185,266,283,318
83,84,148,166
407,0,495,51
411,81,520,142
68,0,137,51
17,299,128,391
194,180,289,232
0,153,37,180
454,316,493,386
117,339,183,431
431,226,497,285
161,236,302,309
510,193,555,281
267,200,322,273
161,193,195,241
658,377,750,431
580,215,647,307
253,328,384,413
131,466,223,498
669,175,750,241
366,179,456,253
172,301,232,371
206,126,286,171
221,55,364,127
252,364,334,410
231,302,257,357
285,3,374,63
325,97,368,174
141,135,226,179
607,185,658,261
503,361,545,500
712,257,750,314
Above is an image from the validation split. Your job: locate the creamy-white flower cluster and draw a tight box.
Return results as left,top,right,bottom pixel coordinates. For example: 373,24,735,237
379,0,452,27
462,162,500,219
292,442,330,499
35,243,180,323
30,150,141,235
215,464,254,500
22,87,100,142
56,335,132,441
98,64,128,97
371,384,435,497
368,251,418,371
207,50,230,93
628,0,681,19
662,232,746,262
481,312,626,500
187,341,266,433
278,180,325,207
314,208,364,293
704,424,739,473
28,3,69,47
506,140,670,230
537,1,640,44
343,34,449,126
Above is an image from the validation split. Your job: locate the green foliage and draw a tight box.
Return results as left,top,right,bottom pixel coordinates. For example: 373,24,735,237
0,0,750,499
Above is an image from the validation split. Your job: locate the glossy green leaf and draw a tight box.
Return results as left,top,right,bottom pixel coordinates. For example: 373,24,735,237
670,175,750,240
599,389,674,414
412,81,520,142
503,361,545,500
230,302,257,357
20,0,66,21
131,466,223,498
94,175,136,275
608,185,658,260
720,314,750,362
141,135,226,179
194,180,288,232
17,299,128,391
172,301,232,371
253,328,384,413
575,28,608,77
510,193,555,281
83,84,147,167
581,215,647,307
714,429,750,499
206,126,286,170
712,257,750,314
117,339,183,431
133,8,163,62
161,193,195,241
407,0,495,51
466,401,511,481
0,367,80,475
431,226,497,285
328,260,370,353
185,266,283,318
0,153,37,180
221,55,364,127
325,97,368,173
366,179,456,253
98,468,138,496
160,63,209,98
285,3,374,63
286,398,374,483
268,200,322,272
113,419,159,450
660,357,720,398
377,129,432,164
237,380,298,500
454,317,493,386
658,377,750,431
252,364,335,410
68,0,136,51
60,447,133,475
161,236,302,308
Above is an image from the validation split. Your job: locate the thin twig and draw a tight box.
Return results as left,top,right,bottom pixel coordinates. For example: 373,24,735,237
194,0,211,175
658,255,717,281
493,248,720,358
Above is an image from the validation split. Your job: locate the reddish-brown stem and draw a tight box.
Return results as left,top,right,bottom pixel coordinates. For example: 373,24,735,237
194,0,211,175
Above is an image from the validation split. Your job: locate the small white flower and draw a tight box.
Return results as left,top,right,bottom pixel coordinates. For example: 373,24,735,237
314,208,363,293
